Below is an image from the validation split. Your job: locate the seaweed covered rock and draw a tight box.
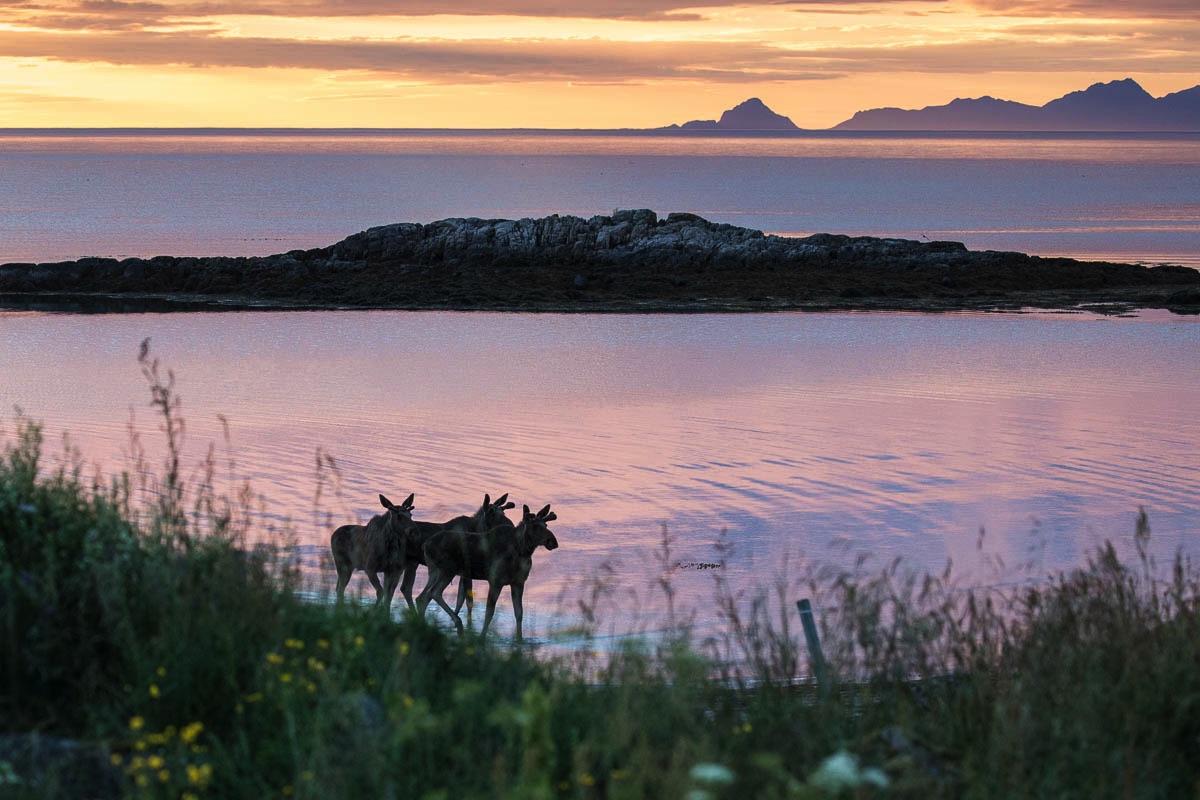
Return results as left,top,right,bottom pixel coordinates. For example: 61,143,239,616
2,211,1197,312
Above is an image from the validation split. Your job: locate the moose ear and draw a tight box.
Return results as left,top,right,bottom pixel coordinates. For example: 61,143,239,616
537,504,552,518
522,504,532,517
402,492,415,510
483,493,491,505
379,494,393,509
504,502,516,510
543,511,557,522
495,493,509,505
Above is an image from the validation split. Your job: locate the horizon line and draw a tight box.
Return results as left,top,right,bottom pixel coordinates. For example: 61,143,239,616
2,126,1198,136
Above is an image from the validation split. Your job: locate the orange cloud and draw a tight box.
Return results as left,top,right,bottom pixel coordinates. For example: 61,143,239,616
967,0,1198,18
0,0,1195,127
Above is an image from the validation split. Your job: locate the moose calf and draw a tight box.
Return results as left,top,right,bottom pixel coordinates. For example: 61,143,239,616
416,503,559,640
330,492,416,609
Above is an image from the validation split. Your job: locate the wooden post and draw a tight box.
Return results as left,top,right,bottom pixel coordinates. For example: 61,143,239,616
797,598,830,693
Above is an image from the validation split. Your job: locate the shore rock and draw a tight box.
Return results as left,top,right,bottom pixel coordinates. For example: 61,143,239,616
2,211,1198,313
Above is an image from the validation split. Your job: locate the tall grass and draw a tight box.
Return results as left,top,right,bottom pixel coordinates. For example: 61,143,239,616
2,344,1198,798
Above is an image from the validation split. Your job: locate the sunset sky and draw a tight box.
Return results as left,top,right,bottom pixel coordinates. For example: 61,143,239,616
0,0,1197,129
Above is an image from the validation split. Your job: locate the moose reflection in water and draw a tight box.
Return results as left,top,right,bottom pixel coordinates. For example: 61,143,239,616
416,503,560,640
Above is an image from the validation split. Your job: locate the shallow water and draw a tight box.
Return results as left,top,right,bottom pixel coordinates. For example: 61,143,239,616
3,308,1198,640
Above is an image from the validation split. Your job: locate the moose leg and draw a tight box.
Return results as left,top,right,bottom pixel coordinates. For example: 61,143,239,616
453,578,474,624
480,582,504,637
366,571,387,605
383,569,403,611
416,568,457,623
414,568,439,616
334,562,353,604
425,571,465,634
510,582,525,641
398,561,420,611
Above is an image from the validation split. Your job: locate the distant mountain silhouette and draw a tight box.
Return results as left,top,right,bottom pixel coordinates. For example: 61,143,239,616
660,98,800,131
832,78,1200,131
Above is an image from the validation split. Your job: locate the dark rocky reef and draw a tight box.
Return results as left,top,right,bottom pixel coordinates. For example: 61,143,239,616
3,210,1199,313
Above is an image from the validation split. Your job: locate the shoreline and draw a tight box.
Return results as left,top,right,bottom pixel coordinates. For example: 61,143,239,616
2,288,1197,316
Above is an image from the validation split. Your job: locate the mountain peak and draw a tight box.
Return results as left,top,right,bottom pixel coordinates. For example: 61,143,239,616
717,97,798,130
833,77,1200,131
724,97,771,114
667,97,800,131
1045,78,1155,109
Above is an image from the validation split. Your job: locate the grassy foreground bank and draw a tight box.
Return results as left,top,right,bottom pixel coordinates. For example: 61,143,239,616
3,356,1199,798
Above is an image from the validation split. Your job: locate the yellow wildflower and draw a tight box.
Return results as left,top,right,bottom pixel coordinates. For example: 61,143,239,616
187,763,213,786
149,684,160,698
180,722,204,744
285,638,304,650
157,769,171,783
129,716,145,731
148,755,165,770
266,652,285,665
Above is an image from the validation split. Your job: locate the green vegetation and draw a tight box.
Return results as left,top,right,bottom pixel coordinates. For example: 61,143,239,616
2,348,1198,798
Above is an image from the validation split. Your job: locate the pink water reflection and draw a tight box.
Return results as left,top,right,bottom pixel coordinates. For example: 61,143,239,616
3,309,1198,640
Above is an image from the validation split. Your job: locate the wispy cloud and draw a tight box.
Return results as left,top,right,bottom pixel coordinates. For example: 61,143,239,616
0,0,1194,126
0,29,846,83
3,14,1194,85
800,33,1200,76
966,0,1199,19
9,0,948,27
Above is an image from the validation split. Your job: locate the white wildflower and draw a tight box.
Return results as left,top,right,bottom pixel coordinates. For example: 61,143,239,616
808,748,890,792
689,762,736,786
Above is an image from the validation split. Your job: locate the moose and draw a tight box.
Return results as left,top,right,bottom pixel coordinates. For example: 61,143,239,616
416,503,559,640
330,492,416,609
396,492,517,615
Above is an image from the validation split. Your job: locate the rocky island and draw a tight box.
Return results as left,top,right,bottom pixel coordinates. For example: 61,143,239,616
2,209,1198,313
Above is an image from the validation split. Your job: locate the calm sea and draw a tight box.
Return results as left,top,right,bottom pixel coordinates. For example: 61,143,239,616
1,129,1198,267
2,310,1197,641
3,130,1199,641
